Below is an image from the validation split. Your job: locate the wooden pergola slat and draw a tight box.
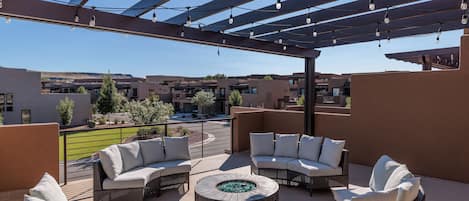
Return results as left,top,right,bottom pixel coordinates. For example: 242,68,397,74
235,0,420,37
165,0,253,25
203,0,335,32
121,0,171,17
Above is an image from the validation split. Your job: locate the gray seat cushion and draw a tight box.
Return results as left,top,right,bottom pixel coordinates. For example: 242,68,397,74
149,160,192,176
250,132,274,156
118,142,144,172
369,155,401,191
99,145,123,179
164,136,191,161
287,159,342,177
251,156,294,169
318,138,345,168
274,134,300,158
298,135,323,161
102,167,161,190
139,138,165,165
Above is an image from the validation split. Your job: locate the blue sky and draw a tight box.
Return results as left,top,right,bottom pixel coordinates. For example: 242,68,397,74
0,0,462,77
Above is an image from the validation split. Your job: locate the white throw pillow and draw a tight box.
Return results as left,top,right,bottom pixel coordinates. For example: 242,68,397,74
250,132,274,156
397,177,421,201
318,138,345,168
98,145,123,179
164,136,191,161
139,138,165,165
384,165,414,191
369,155,401,192
352,188,398,201
29,173,68,201
24,195,46,201
118,142,144,172
274,134,299,158
298,135,323,161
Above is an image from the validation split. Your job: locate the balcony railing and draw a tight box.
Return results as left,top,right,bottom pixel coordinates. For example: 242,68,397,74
59,118,233,184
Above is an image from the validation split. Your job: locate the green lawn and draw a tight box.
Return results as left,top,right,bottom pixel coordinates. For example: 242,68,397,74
59,127,145,161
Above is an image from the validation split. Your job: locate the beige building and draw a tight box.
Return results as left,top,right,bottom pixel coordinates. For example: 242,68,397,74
0,67,91,126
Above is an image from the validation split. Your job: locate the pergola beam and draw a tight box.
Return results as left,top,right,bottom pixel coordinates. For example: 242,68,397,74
0,0,319,58
203,0,335,32
165,0,253,25
121,0,170,17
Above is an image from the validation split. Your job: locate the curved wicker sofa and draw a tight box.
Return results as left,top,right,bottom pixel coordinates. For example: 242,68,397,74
93,136,191,201
249,133,349,196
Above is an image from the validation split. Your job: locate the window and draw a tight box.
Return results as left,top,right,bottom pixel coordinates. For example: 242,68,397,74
21,109,31,124
220,88,226,97
0,93,13,112
132,88,138,97
332,88,341,96
250,87,257,94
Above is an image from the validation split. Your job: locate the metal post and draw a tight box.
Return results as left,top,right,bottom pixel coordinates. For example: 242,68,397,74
63,133,67,185
304,57,316,136
230,118,234,153
164,124,168,137
119,128,123,143
201,121,204,158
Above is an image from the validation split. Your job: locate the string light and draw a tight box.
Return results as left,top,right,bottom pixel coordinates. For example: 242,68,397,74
89,15,96,27
5,16,11,24
375,25,381,37
462,0,468,10
228,7,234,25
185,7,191,26
378,40,381,48
369,0,376,11
436,25,442,43
249,30,254,38
312,24,318,37
384,8,390,24
276,0,282,10
180,27,185,37
278,38,283,44
306,8,312,24
332,38,337,44
386,30,391,43
74,14,80,23
283,45,287,51
0,0,3,9
152,8,157,23
462,13,468,25
222,39,226,44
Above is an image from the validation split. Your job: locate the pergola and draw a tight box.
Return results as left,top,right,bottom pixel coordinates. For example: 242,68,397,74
0,0,466,135
386,47,460,70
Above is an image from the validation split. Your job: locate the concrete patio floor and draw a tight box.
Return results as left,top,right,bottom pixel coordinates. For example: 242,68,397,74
2,152,469,201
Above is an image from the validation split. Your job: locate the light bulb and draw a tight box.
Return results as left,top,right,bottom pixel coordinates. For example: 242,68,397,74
384,11,390,24
89,15,96,27
276,0,282,10
229,14,234,24
378,40,381,48
283,45,287,51
5,16,11,24
332,39,337,44
74,15,80,23
186,15,192,26
462,0,468,10
278,38,283,44
375,28,381,37
306,16,312,24
152,10,157,23
369,0,375,11
387,36,391,43
180,30,185,37
222,39,226,44
312,29,318,37
462,14,468,25
249,30,254,38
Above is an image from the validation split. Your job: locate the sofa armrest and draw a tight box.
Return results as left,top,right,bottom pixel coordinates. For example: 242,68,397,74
339,149,349,176
93,160,107,191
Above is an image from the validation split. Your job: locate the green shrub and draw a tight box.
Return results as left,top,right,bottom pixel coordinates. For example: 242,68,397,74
97,117,106,125
56,97,75,126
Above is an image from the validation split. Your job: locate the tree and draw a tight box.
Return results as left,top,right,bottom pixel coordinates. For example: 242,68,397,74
205,74,226,80
263,75,273,80
296,95,305,106
56,97,75,126
125,96,174,125
76,86,88,94
115,92,129,113
191,91,215,114
96,74,119,115
229,90,243,106
0,113,3,125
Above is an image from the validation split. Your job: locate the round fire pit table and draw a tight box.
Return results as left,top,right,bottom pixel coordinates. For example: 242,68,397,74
195,173,279,201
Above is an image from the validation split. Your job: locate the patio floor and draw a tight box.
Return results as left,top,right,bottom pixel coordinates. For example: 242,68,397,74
3,152,469,201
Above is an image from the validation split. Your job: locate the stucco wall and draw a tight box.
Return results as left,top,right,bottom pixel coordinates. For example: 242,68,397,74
0,123,59,191
231,32,469,183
